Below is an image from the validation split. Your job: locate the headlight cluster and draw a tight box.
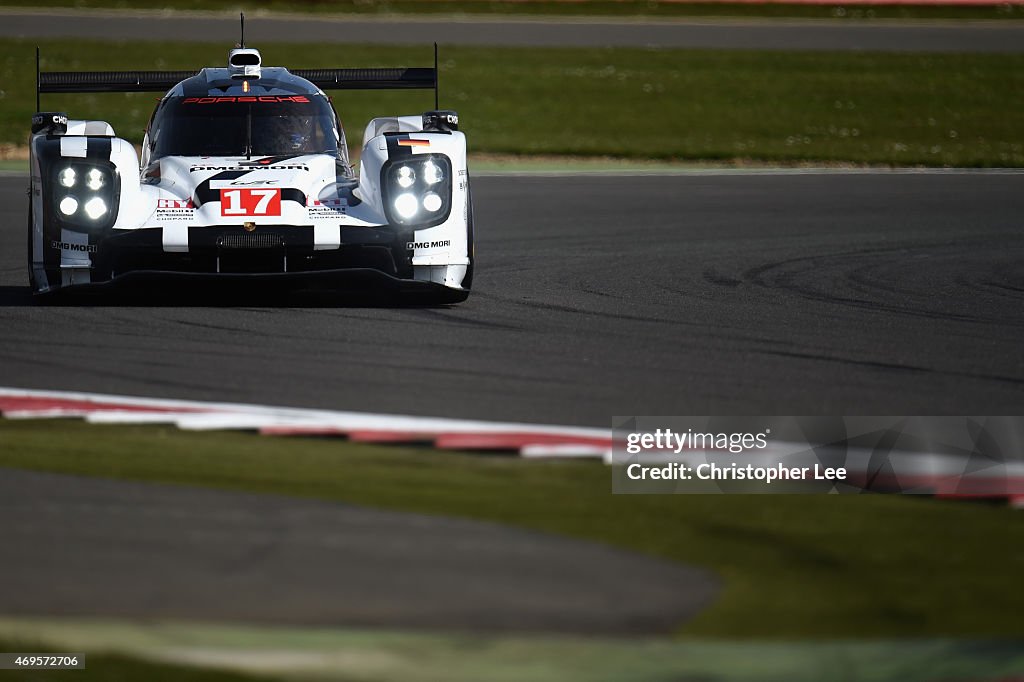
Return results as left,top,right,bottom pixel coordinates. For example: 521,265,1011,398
382,155,452,227
53,163,116,227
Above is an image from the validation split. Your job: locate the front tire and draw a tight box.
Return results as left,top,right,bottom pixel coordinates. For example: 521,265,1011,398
461,180,475,290
26,196,37,291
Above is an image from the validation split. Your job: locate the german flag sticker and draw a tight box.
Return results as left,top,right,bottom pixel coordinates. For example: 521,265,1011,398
397,139,430,147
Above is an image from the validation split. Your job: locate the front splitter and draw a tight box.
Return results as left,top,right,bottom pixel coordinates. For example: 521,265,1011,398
34,267,470,305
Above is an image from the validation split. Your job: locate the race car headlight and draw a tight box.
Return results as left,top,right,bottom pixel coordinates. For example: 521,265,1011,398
396,165,416,189
84,197,107,220
59,196,78,216
382,154,452,228
393,193,419,219
422,161,444,186
59,167,76,188
422,192,443,213
86,168,106,191
50,162,118,229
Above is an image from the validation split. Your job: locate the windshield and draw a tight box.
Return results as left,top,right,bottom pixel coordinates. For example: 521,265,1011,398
149,95,340,159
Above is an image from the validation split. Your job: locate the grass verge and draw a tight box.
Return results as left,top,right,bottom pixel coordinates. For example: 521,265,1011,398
1,1,1023,21
1,417,1022,639
2,38,1023,166
0,636,283,682
2,620,1024,682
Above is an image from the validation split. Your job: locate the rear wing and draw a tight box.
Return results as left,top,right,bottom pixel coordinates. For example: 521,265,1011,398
35,46,440,108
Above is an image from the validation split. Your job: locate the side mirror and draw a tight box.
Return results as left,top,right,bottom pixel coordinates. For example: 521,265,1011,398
31,112,68,136
422,110,459,132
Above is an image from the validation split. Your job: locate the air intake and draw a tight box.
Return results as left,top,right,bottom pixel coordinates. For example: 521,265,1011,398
218,233,282,250
228,48,261,79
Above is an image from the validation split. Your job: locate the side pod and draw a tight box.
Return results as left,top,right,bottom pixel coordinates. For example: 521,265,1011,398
29,116,138,292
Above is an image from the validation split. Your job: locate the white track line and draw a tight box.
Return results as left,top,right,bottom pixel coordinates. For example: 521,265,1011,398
2,387,1021,503
0,386,610,454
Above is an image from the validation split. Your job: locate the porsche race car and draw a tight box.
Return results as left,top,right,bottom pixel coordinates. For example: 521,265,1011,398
28,46,473,302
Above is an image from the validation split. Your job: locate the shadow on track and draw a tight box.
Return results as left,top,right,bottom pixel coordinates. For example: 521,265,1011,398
0,286,32,306
0,284,462,309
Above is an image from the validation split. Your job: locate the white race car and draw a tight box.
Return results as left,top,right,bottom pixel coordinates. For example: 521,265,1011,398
28,45,473,303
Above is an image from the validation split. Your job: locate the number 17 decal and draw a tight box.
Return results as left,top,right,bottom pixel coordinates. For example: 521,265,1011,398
220,188,282,217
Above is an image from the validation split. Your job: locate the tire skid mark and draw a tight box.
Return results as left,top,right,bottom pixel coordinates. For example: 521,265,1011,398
737,239,1024,328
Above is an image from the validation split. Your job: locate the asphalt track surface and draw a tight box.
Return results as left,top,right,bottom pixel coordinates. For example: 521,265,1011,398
1,9,1023,52
2,172,1022,631
0,467,717,632
1,172,1022,425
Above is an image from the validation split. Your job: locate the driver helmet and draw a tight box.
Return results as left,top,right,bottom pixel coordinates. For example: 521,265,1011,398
286,116,313,151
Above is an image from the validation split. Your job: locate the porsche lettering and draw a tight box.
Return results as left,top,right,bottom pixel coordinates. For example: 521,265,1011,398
181,96,310,104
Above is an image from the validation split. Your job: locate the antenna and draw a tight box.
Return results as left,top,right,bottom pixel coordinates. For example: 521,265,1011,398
433,42,439,110
35,46,40,111
240,12,245,48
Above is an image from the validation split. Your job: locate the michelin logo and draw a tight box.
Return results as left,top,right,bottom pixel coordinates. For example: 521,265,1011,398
407,240,451,250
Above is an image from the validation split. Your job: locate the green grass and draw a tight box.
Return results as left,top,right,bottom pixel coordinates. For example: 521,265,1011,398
1,417,1023,639
1,0,1023,21
3,621,1024,682
3,39,1024,166
0,638,285,682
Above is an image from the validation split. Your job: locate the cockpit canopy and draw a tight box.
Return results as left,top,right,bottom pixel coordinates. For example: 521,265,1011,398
147,94,341,160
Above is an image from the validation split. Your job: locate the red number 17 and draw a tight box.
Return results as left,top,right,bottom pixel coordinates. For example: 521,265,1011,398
220,188,282,217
